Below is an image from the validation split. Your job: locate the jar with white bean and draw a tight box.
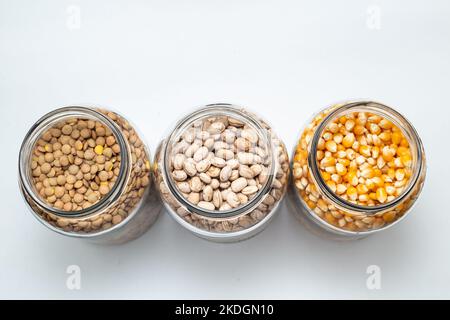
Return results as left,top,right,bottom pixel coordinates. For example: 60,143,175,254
18,106,161,244
290,101,426,240
154,103,290,242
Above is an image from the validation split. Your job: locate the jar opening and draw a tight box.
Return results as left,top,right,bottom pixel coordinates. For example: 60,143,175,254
309,101,424,214
162,103,276,219
18,106,130,218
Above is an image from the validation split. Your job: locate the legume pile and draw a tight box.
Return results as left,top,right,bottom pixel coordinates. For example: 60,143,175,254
170,116,272,211
29,109,151,233
293,106,419,232
31,118,121,211
155,110,289,234
315,112,413,206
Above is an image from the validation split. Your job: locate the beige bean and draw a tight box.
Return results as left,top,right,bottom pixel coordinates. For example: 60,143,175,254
237,152,255,165
184,161,197,177
195,159,211,173
173,170,187,181
199,172,212,184
198,201,215,210
173,154,185,170
210,179,220,189
178,181,191,193
239,165,254,178
202,185,213,202
187,192,200,204
193,146,209,162
213,190,222,208
215,148,233,160
189,177,202,192
211,157,226,168
231,177,248,193
219,166,232,182
242,185,258,195
226,192,240,208
185,144,199,158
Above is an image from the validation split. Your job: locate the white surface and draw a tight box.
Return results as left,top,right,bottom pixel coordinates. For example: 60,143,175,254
1,0,449,299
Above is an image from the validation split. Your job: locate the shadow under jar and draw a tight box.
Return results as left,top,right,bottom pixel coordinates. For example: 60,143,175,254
154,103,290,242
290,101,426,240
18,106,161,245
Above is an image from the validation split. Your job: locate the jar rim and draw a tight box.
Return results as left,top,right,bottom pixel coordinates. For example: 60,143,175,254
162,103,276,219
308,100,425,214
18,106,130,219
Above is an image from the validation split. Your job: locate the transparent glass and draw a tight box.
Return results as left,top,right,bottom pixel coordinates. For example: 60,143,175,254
18,106,161,244
154,103,290,242
289,101,426,240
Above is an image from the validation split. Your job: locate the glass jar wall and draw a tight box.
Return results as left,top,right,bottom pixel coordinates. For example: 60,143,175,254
154,103,290,242
290,101,426,240
18,106,161,244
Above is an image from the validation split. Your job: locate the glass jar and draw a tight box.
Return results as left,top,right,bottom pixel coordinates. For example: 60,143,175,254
154,103,290,242
18,106,161,245
290,101,426,240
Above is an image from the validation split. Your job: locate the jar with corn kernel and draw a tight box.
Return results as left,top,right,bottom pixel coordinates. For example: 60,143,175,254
18,106,161,244
290,101,426,240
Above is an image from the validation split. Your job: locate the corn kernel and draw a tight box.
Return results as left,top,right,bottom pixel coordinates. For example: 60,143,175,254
372,146,380,159
376,187,387,203
383,211,396,222
326,180,337,193
345,119,355,131
382,146,394,162
361,168,374,179
337,159,350,167
401,154,412,167
379,119,392,129
342,133,355,148
394,157,404,168
400,138,409,147
354,125,365,135
336,184,347,194
357,184,369,194
321,171,331,181
359,145,372,157
395,169,406,181
346,171,359,186
336,163,347,176
325,140,337,152
379,131,391,142
366,179,376,190
331,174,341,183
392,131,402,145
328,123,339,133
325,213,337,225
396,146,410,157
369,123,381,135
372,176,384,187
346,186,358,201
358,194,370,202
386,185,396,195
321,157,336,167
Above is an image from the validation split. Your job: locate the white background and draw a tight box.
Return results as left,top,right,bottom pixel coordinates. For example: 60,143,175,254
1,0,449,299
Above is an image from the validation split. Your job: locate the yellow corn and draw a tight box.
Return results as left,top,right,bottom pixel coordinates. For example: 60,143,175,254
376,187,387,203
